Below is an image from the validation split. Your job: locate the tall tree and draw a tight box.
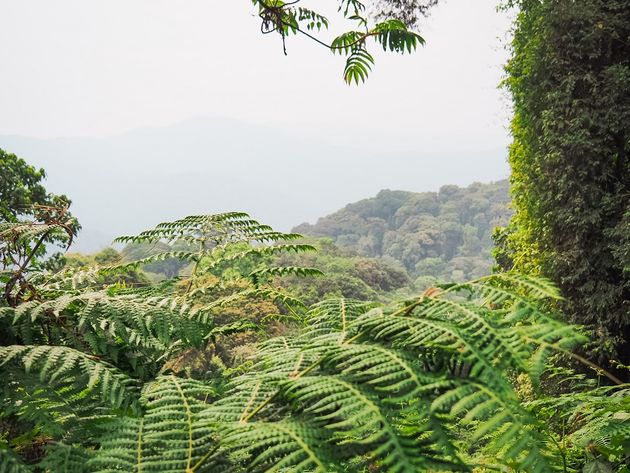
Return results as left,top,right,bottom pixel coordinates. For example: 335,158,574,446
498,1,630,366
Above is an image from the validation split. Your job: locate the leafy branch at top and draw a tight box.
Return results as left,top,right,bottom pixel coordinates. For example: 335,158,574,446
252,0,425,84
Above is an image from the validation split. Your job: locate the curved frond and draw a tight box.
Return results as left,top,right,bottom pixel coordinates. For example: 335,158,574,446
0,345,140,410
282,375,432,472
220,421,333,473
0,447,31,473
90,376,215,473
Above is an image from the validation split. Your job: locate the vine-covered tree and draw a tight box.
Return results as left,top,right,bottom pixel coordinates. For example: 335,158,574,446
497,0,630,367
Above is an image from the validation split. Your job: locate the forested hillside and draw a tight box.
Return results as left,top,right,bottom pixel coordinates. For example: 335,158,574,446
294,180,511,282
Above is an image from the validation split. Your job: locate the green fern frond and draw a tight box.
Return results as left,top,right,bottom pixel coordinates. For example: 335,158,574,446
431,379,553,472
91,376,216,473
282,375,432,472
321,342,437,403
306,298,376,332
0,446,31,473
470,272,563,301
249,266,324,283
0,345,140,410
114,213,273,246
38,443,93,473
416,296,530,371
219,420,333,473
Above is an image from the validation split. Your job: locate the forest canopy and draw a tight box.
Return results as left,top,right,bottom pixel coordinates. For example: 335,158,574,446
294,180,511,283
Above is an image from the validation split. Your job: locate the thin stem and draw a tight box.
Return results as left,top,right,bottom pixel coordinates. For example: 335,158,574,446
4,230,49,306
190,445,220,473
525,337,623,385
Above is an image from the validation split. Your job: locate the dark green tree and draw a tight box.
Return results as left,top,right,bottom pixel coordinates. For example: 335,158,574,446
0,149,79,307
0,148,73,223
499,0,630,366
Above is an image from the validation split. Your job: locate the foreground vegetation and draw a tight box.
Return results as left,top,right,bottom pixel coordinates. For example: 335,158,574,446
1,206,628,472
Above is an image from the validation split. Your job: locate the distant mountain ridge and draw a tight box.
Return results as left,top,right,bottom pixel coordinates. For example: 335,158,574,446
294,180,511,283
0,117,509,253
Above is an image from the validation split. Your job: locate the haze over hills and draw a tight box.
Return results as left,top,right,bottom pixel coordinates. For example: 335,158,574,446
294,180,511,283
0,117,510,252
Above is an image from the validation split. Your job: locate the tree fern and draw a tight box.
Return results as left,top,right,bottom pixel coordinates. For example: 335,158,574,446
190,273,587,472
0,446,31,473
90,376,216,473
2,212,622,472
0,345,140,411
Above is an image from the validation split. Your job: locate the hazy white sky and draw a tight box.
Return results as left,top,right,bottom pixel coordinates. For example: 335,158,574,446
0,0,514,152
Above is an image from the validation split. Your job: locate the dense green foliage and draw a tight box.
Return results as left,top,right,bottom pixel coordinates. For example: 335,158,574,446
0,148,75,224
295,180,511,284
275,238,409,305
498,0,630,365
3,0,630,466
1,209,628,472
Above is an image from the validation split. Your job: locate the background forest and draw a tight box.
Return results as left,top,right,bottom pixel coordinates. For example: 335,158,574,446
1,0,629,472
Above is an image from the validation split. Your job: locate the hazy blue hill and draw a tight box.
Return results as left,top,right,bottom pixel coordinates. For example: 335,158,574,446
0,117,508,252
294,180,511,283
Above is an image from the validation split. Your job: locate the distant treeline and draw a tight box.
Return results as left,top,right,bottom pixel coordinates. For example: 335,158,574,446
294,180,511,284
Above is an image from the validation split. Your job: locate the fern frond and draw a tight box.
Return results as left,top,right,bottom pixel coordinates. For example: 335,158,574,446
249,266,324,283
219,421,333,473
321,342,437,403
91,376,216,473
114,213,276,246
470,272,563,301
282,375,432,472
88,417,143,472
431,379,553,472
0,345,140,410
306,298,376,332
38,443,93,472
0,446,31,473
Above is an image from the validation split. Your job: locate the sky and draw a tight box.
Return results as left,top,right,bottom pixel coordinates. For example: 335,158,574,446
0,0,513,151
0,0,516,250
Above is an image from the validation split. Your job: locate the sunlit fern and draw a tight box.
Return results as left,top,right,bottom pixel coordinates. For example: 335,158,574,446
187,273,586,473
